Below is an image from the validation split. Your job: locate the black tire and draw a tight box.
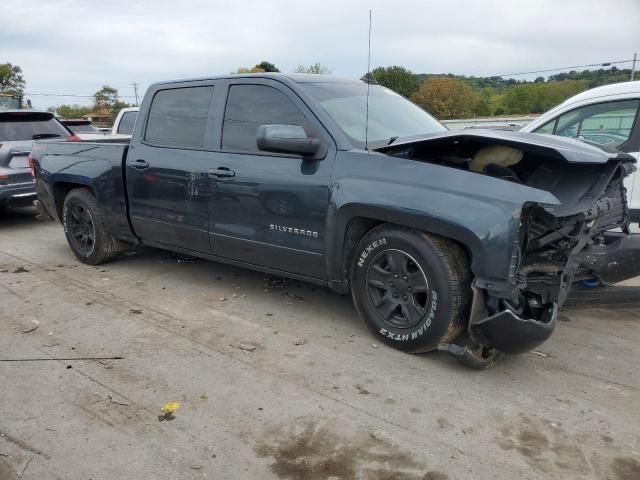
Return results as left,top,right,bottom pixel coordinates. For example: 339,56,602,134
350,225,471,353
62,188,117,265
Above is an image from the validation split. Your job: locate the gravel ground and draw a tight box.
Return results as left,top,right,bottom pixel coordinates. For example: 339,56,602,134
1,207,639,480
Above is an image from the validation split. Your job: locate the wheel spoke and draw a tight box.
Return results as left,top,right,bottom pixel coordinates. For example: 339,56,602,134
368,264,391,285
379,296,399,320
368,279,388,291
386,251,407,273
408,271,428,292
402,302,424,326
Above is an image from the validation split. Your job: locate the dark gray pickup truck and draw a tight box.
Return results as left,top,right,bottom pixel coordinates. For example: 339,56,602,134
31,73,640,367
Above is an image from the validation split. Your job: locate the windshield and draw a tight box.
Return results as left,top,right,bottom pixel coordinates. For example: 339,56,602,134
301,82,446,149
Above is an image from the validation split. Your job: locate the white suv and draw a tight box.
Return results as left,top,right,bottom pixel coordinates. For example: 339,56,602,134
522,81,640,229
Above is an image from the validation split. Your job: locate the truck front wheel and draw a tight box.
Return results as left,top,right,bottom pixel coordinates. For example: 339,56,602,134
351,225,471,353
62,188,117,265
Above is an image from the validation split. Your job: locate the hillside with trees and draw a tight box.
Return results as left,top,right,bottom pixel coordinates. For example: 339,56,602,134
371,66,635,119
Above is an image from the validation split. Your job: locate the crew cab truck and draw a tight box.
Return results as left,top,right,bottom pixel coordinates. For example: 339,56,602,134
31,73,640,368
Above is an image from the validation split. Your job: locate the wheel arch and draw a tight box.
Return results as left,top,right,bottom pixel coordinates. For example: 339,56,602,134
53,180,97,220
326,204,481,294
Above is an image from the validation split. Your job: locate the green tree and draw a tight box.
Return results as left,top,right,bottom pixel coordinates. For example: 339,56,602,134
94,85,119,110
51,104,92,119
370,66,420,98
294,63,330,74
255,61,279,72
92,86,132,121
411,77,480,119
236,66,265,73
0,62,25,94
502,80,586,114
473,87,494,117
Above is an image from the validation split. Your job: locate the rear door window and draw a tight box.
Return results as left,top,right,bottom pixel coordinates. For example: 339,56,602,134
0,113,70,141
144,86,214,148
534,100,640,149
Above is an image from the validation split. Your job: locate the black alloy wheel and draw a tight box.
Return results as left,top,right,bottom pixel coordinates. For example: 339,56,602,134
67,203,96,256
366,249,430,328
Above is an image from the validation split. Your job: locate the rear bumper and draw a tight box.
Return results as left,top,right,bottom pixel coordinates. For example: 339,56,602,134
0,181,36,207
576,232,640,284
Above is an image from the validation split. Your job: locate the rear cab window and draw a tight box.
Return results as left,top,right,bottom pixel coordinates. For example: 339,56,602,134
534,99,640,149
144,86,214,148
0,112,70,142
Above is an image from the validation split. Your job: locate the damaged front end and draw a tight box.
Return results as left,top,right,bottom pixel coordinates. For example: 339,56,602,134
378,130,639,367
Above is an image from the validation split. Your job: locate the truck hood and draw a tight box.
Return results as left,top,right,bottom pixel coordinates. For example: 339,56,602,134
376,129,636,165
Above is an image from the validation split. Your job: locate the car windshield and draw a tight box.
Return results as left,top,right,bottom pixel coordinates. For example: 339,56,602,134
301,82,446,149
0,112,70,142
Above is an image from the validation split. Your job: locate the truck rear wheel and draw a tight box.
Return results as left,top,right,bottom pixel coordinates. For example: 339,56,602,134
62,188,117,265
350,225,471,353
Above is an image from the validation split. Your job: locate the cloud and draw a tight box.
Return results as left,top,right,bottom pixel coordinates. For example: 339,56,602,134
1,0,638,109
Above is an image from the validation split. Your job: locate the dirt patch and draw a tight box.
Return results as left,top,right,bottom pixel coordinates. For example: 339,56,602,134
255,420,447,480
496,414,636,478
611,457,640,480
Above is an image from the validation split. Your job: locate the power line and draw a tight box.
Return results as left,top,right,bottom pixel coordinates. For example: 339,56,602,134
460,59,635,78
22,58,638,100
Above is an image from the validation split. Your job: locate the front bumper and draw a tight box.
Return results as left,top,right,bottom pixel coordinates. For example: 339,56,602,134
576,233,640,285
471,303,558,354
0,181,36,207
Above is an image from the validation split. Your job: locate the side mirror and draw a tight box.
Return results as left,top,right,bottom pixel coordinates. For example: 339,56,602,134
257,124,322,157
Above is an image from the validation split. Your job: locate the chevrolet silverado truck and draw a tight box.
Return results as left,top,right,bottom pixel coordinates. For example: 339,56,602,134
31,73,640,367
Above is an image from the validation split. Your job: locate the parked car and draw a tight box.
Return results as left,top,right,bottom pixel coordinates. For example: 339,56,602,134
61,119,108,140
522,81,640,229
1,110,75,210
31,74,639,367
111,107,139,136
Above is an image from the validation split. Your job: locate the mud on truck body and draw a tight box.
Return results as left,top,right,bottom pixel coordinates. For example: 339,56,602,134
30,74,640,368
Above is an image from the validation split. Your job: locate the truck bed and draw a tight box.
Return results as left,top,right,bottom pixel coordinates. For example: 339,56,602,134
32,139,136,243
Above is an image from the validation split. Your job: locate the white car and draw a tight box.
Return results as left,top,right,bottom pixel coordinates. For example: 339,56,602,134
522,81,640,229
111,107,139,137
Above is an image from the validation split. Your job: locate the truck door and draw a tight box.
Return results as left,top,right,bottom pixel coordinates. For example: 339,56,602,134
126,83,216,252
207,79,336,279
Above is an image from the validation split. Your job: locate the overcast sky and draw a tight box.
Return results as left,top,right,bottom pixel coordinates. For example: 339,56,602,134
3,0,639,109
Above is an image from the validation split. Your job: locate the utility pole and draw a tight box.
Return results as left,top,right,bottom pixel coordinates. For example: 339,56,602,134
131,82,140,106
631,53,637,81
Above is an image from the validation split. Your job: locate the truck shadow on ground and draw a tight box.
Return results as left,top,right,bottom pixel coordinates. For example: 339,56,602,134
0,206,40,228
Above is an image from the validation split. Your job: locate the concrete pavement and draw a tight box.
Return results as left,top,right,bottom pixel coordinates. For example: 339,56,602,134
1,208,639,480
